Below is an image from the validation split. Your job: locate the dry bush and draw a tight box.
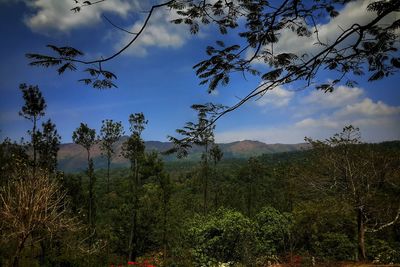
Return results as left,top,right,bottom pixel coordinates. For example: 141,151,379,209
0,166,78,266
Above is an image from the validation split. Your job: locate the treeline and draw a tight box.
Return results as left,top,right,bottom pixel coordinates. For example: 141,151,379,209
1,85,400,267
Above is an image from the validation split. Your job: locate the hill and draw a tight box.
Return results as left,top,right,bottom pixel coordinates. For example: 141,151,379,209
57,138,309,172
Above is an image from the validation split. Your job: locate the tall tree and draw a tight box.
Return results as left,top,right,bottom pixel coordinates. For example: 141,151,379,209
37,119,61,173
210,143,223,210
168,103,224,214
305,126,400,261
241,157,263,217
72,123,97,229
122,112,147,261
19,83,46,172
99,119,124,192
141,152,172,264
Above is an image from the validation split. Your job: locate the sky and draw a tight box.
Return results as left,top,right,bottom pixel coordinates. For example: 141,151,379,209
0,0,399,144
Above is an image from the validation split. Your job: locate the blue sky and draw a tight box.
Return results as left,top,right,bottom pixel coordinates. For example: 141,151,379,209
0,0,399,144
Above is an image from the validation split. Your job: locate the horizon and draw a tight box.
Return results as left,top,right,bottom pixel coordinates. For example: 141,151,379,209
58,137,398,146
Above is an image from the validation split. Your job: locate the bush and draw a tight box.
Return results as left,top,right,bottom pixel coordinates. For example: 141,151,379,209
314,232,355,261
255,206,292,257
186,209,255,266
367,239,400,264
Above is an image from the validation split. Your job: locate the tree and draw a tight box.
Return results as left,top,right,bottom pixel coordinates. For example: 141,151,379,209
0,166,77,267
169,103,224,214
240,157,264,217
209,143,223,209
99,119,124,192
255,206,292,259
121,112,148,261
0,138,29,186
72,123,97,229
37,119,61,173
305,126,400,261
19,83,46,172
26,1,400,123
141,152,173,264
186,208,255,266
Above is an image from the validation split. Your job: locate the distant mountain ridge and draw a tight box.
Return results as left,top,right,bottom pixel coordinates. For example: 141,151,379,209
58,137,309,172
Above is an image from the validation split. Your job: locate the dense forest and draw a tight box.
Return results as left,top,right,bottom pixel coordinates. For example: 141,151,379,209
1,85,399,267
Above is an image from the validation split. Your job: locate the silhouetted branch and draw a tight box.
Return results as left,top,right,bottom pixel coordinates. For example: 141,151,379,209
102,15,138,35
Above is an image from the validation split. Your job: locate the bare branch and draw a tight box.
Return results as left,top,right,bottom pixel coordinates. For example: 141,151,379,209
366,205,400,233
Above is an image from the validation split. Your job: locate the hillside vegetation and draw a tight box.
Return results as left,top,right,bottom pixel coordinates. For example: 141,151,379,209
57,139,309,172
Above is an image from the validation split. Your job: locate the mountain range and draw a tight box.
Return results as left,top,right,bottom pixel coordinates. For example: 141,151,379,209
58,137,309,172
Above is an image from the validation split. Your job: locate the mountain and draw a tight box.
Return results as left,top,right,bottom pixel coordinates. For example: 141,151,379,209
57,138,309,172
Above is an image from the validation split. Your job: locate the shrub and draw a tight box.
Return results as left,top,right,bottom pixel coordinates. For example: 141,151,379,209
314,232,355,261
367,239,400,264
254,206,292,257
186,209,255,266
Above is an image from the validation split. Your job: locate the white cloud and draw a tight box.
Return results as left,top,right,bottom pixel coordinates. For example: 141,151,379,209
116,7,190,57
295,118,339,129
218,85,400,143
255,85,294,108
13,0,193,56
335,98,400,118
302,85,364,109
216,113,400,144
22,0,135,33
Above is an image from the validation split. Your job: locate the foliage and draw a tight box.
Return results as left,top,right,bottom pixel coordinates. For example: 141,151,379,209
72,122,96,154
186,208,255,266
0,138,29,185
292,197,355,258
366,239,400,264
99,119,124,191
99,119,124,158
19,83,47,170
3,95,400,266
305,126,400,260
314,232,356,261
255,206,292,257
129,113,148,136
72,122,97,229
168,103,224,158
37,119,61,172
18,83,46,122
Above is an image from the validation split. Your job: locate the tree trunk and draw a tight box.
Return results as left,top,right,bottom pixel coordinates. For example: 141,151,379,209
128,207,138,261
12,234,29,267
128,158,139,261
88,150,92,228
357,208,366,261
163,197,168,264
203,144,209,215
247,185,253,218
39,240,47,266
87,150,95,232
107,155,111,193
203,171,208,215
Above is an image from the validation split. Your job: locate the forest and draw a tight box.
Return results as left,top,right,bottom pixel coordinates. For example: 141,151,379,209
0,84,399,267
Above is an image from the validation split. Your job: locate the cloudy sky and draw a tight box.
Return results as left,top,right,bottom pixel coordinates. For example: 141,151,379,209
0,0,399,144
